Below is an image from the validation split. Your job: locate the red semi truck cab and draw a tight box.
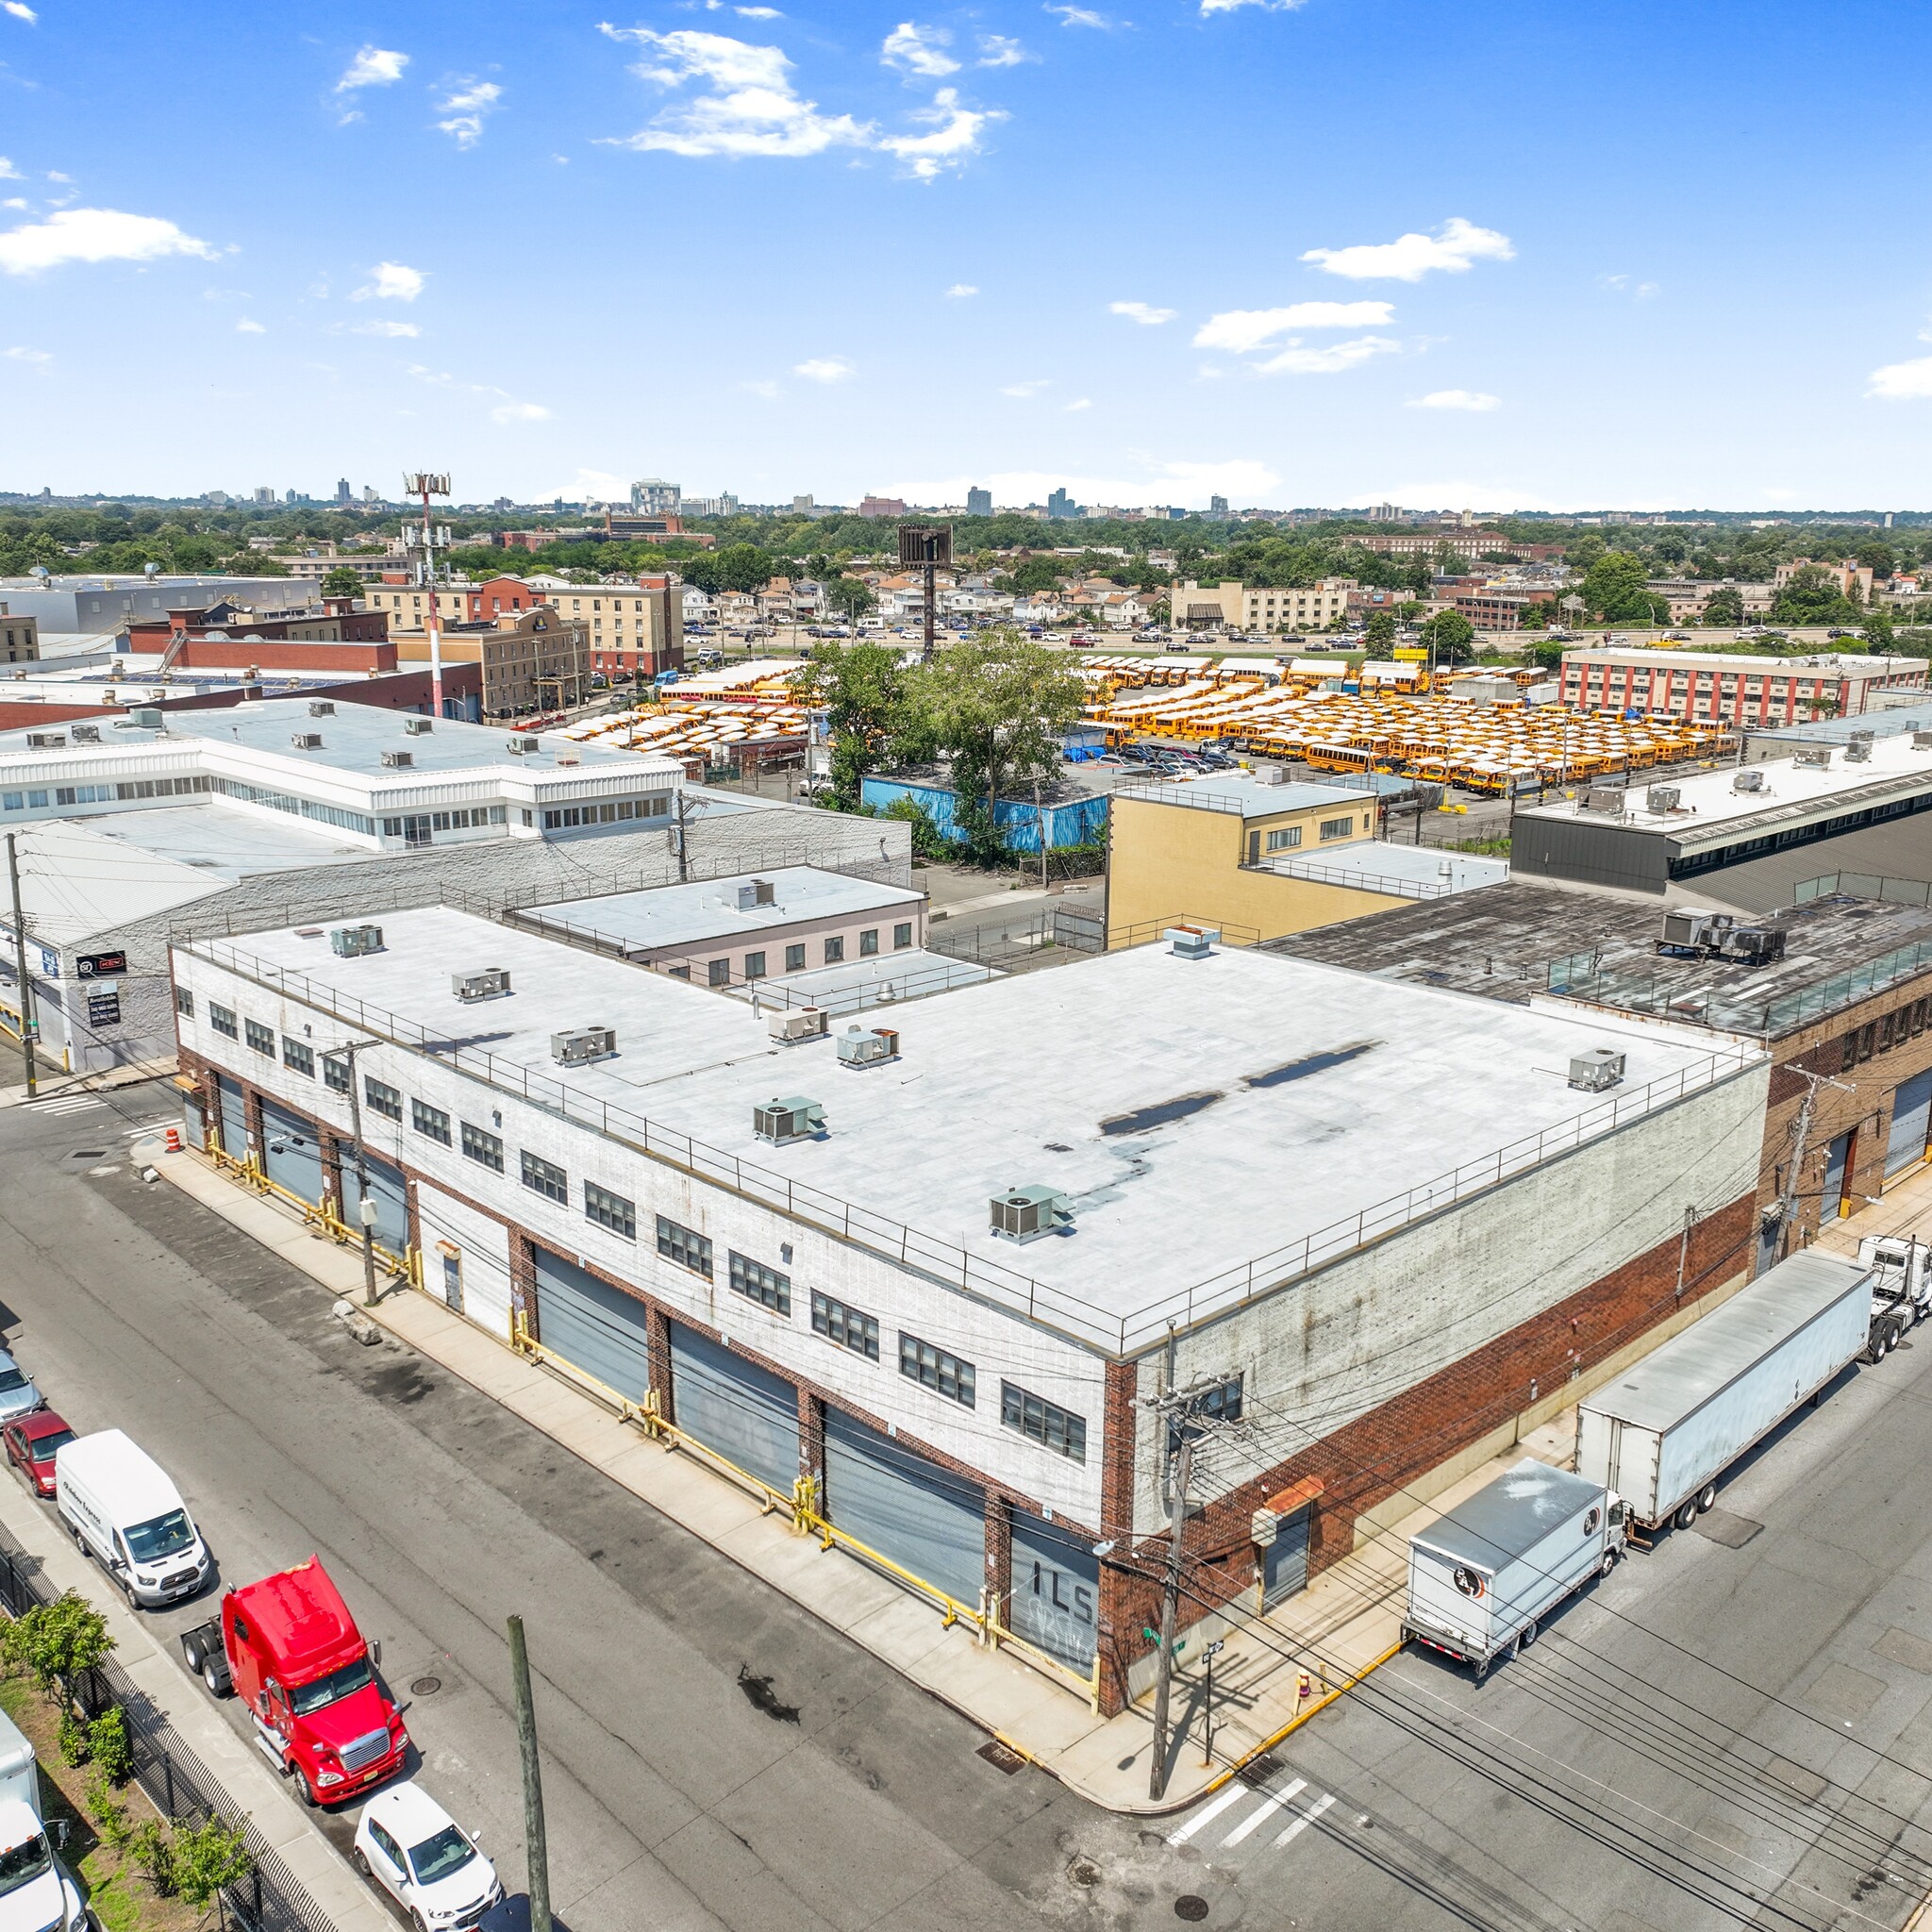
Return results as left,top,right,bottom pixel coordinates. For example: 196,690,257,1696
185,1557,407,1806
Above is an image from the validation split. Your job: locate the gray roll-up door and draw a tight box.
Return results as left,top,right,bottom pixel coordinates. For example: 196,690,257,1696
260,1100,324,1206
214,1073,247,1158
824,1409,985,1605
340,1150,408,1254
179,1092,206,1152
668,1322,798,1492
1009,1510,1099,1669
531,1246,653,1402
1889,1070,1932,1176
1823,1130,1853,1220
1263,1505,1311,1607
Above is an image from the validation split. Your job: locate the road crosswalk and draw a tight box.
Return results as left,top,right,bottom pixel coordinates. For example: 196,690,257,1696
25,1092,103,1116
1167,1772,1338,1859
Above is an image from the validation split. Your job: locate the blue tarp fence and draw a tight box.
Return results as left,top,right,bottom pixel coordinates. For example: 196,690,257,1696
858,777,1109,853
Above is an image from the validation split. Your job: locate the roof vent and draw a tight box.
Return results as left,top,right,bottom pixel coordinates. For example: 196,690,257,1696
1793,747,1832,768
754,1095,825,1144
837,1024,899,1069
736,878,777,910
1732,768,1765,792
507,736,539,755
1568,1048,1626,1092
308,700,335,717
1644,784,1681,811
452,968,512,1003
381,749,413,769
70,724,99,744
1583,786,1625,813
291,732,323,750
405,717,433,735
1166,924,1221,959
328,924,384,958
990,1185,1074,1244
767,1007,827,1043
25,731,64,749
551,1026,616,1066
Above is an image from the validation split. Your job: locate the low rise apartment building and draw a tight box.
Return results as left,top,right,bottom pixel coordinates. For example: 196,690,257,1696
368,576,541,632
2,609,39,664
1560,647,1926,725
1643,579,1775,624
1173,580,1353,633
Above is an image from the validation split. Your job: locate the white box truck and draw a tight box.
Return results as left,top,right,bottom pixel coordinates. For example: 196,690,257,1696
1576,1248,1872,1535
56,1430,210,1610
0,1707,90,1932
1403,1458,1626,1677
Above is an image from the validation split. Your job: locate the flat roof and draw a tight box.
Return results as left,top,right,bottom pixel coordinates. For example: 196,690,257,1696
1257,841,1508,897
727,947,995,1012
192,908,1757,1345
517,865,924,955
1563,645,1927,675
1118,775,1376,819
1411,1458,1604,1570
1751,708,1932,745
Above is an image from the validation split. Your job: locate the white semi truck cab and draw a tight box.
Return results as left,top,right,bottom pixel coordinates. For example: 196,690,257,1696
1861,1235,1931,1357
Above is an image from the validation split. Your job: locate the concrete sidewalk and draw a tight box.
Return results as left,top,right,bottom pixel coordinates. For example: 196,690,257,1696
0,1443,393,1932
138,1134,1566,1814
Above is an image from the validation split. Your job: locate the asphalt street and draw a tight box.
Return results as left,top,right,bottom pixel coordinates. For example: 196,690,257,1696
8,1074,1932,1932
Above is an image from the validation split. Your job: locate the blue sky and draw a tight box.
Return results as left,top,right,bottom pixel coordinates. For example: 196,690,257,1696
1,0,1927,511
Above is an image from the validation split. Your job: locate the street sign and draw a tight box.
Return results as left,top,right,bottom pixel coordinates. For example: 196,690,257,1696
86,991,121,1028
76,950,128,979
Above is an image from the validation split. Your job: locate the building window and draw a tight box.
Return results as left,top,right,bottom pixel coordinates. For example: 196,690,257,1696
521,1151,568,1205
460,1122,504,1172
858,929,880,958
744,952,766,980
1002,1383,1088,1463
785,943,807,972
364,1077,403,1122
728,1250,791,1314
810,1291,879,1360
1170,1374,1243,1456
1265,826,1303,852
585,1180,637,1241
324,1055,351,1094
656,1215,713,1278
282,1038,315,1077
244,1019,275,1057
824,936,845,964
411,1097,452,1145
175,987,194,1019
708,958,731,988
893,923,912,951
899,1334,974,1407
1318,816,1356,842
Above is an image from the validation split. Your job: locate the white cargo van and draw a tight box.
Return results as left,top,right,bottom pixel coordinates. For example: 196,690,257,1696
0,1707,88,1932
56,1430,210,1610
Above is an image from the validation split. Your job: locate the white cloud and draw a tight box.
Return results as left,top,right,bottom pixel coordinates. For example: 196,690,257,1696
1407,388,1498,411
491,400,551,424
559,468,629,501
599,25,874,158
0,160,17,179
352,260,425,303
351,319,421,338
944,282,978,298
436,78,503,148
1109,299,1174,325
336,45,408,93
1600,272,1659,301
3,345,49,362
1200,0,1297,14
1064,396,1091,410
882,22,958,76
877,88,1002,177
3,4,38,23
794,356,854,382
1302,216,1513,283
1254,334,1399,375
1868,356,1932,401
977,34,1031,63
1044,4,1112,23
2,200,25,211
1192,300,1392,352
737,6,782,15
741,378,779,397
0,208,217,276
1001,378,1050,396
234,317,265,334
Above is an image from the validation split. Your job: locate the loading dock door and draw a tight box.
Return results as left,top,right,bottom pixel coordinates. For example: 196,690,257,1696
668,1323,799,1492
213,1073,247,1159
1823,1130,1854,1220
1009,1510,1100,1670
1262,1505,1312,1608
1888,1070,1932,1177
531,1247,653,1403
260,1100,324,1206
339,1149,408,1255
824,1410,985,1606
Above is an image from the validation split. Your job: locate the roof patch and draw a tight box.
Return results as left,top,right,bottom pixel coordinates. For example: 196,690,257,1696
1244,1041,1381,1089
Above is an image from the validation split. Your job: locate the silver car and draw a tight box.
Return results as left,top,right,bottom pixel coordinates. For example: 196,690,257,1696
0,1353,43,1425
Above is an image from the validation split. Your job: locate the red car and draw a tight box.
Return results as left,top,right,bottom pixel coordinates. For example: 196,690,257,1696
4,1411,75,1499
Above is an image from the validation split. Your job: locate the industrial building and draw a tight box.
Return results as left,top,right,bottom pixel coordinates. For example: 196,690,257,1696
1558,645,1926,727
171,909,1766,1710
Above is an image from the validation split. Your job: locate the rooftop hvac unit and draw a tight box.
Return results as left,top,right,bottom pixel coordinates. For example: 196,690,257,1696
990,1184,1074,1245
734,878,777,911
405,717,434,736
1251,761,1287,786
308,700,335,717
1845,740,1873,763
836,1024,899,1069
1851,727,1875,742
754,1095,825,1144
1568,1048,1626,1093
1793,747,1833,768
1732,768,1766,792
767,1006,828,1043
25,732,64,749
452,968,512,1003
1645,784,1681,812
1914,731,1932,749
1658,908,1728,956
129,708,163,730
1166,924,1221,959
551,1026,616,1066
70,724,99,744
507,736,539,755
381,750,413,769
328,924,384,958
1582,786,1626,814
291,732,323,750
1714,924,1788,965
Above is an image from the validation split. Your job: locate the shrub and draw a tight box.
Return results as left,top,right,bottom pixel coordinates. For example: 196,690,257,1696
58,1711,92,1769
85,1768,130,1850
128,1821,174,1895
878,795,952,861
1,1596,114,1698
169,1819,252,1908
88,1707,134,1786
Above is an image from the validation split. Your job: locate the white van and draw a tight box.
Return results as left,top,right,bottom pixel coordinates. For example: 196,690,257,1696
56,1430,210,1610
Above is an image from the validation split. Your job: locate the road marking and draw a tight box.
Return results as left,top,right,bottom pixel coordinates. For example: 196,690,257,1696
1271,1790,1336,1849
1221,1777,1307,1846
121,1121,169,1138
1167,1785,1248,1845
27,1095,102,1115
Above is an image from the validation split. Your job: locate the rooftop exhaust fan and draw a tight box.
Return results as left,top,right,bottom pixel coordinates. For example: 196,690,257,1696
381,750,413,768
308,701,335,717
291,732,323,750
1166,924,1220,959
405,717,434,735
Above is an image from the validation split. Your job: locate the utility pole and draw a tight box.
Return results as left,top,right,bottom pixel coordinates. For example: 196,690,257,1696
507,1615,552,1932
1773,1067,1849,1265
324,1040,385,1306
6,834,38,1098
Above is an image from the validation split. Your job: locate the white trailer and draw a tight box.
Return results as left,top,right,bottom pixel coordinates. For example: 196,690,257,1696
1403,1458,1626,1677
1576,1248,1872,1534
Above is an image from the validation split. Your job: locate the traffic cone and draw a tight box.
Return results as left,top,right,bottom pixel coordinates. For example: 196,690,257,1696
1296,1670,1312,1703
164,1126,181,1153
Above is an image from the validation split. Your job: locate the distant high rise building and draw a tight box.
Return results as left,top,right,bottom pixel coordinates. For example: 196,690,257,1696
1208,494,1229,518
683,492,739,518
858,494,908,519
966,486,992,517
362,485,379,504
792,494,815,516
1046,487,1081,520
253,486,276,505
336,477,352,504
631,476,681,513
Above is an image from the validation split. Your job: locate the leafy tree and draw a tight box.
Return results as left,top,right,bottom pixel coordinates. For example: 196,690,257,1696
1771,566,1862,628
1526,636,1568,673
168,1818,254,1908
826,577,876,626
1566,534,1607,571
1864,608,1897,651
710,543,774,595
877,795,951,859
791,641,907,807
319,566,363,599
1363,610,1397,648
996,557,1066,595
1652,532,1689,566
1702,586,1744,626
1420,609,1476,665
1856,540,1896,576
2,1594,113,1700
1581,550,1662,624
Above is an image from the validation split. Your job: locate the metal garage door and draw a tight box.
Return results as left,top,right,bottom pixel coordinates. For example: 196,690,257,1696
1888,1069,1932,1177
1009,1510,1099,1670
179,1091,206,1152
213,1073,247,1159
260,1100,325,1206
668,1323,798,1492
1262,1506,1311,1608
340,1150,408,1255
824,1409,985,1606
1823,1129,1853,1221
531,1246,653,1403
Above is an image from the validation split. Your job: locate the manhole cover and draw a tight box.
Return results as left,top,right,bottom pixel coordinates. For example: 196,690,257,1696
1174,1898,1210,1923
409,1676,442,1696
976,1740,1025,1774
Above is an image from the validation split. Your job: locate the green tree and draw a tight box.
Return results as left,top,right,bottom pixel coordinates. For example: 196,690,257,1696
1864,608,1897,651
1772,566,1863,628
1856,540,1896,576
1420,609,1476,665
1,1594,114,1701
319,566,363,599
1652,532,1689,566
1581,549,1662,624
711,543,774,595
791,641,907,807
167,1818,254,1908
995,557,1066,595
1363,610,1397,648
826,576,877,627
1702,586,1744,626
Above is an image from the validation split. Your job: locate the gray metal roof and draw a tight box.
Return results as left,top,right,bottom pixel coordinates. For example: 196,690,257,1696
1580,1248,1871,1435
1410,1458,1606,1571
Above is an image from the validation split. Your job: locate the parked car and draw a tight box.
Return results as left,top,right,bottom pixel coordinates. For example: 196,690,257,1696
2,1412,75,1499
354,1785,502,1932
0,1355,42,1427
